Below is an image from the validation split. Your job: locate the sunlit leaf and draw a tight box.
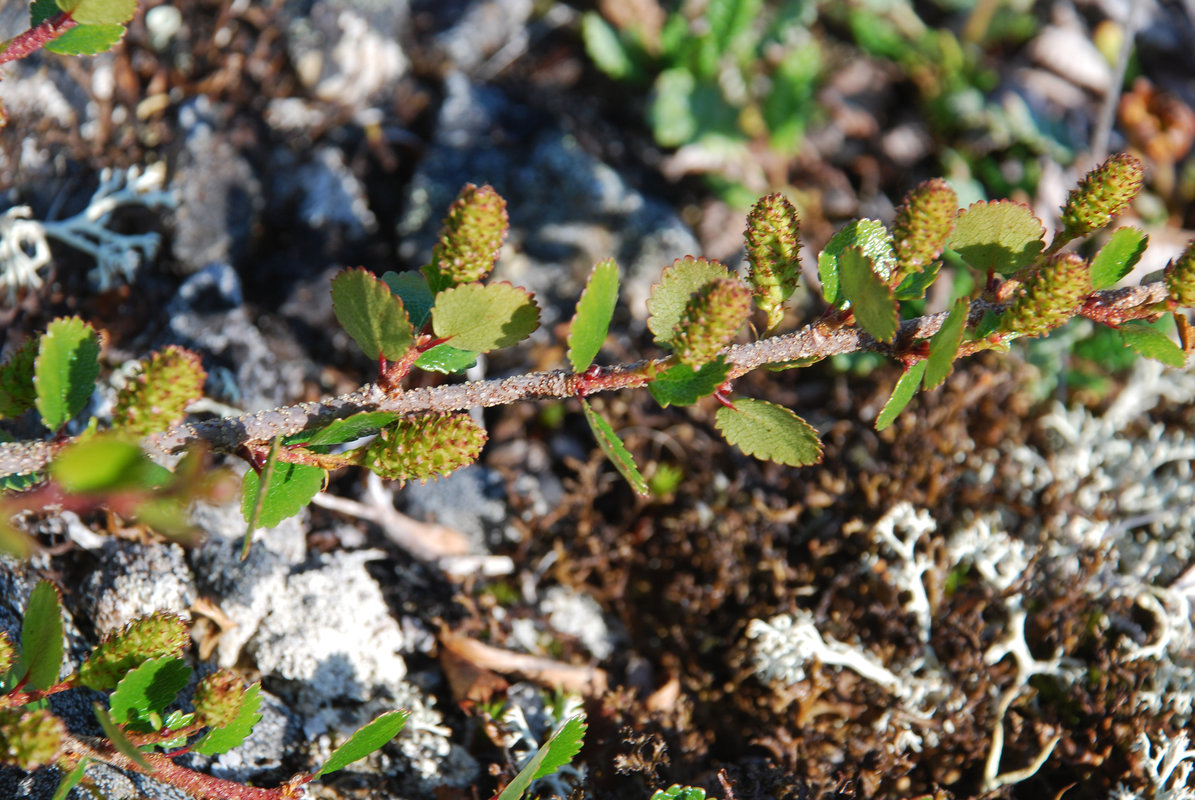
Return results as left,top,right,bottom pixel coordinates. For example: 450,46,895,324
496,715,587,800
714,398,822,466
432,283,540,353
875,360,928,431
1090,227,1148,290
415,344,478,374
582,401,648,495
568,259,620,373
34,317,101,433
241,461,325,528
837,246,898,343
94,704,154,771
56,0,137,25
646,257,730,345
192,683,263,757
1118,319,1186,367
924,298,969,390
817,219,895,306
18,581,63,691
332,268,414,361
109,656,192,727
648,358,729,408
314,710,409,778
949,200,1045,274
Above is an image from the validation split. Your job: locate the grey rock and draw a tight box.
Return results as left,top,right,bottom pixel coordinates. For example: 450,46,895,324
171,97,263,271
402,465,514,549
269,146,376,237
419,0,535,76
397,73,699,327
162,263,306,410
81,540,195,635
188,498,307,668
280,0,409,110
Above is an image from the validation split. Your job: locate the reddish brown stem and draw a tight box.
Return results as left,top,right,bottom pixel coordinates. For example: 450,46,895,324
0,12,77,66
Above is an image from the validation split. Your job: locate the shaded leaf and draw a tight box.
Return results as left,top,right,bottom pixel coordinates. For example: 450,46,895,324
382,271,435,331
714,398,822,466
304,412,401,447
646,257,731,345
581,401,648,495
875,360,927,431
332,268,414,361
1118,320,1186,367
109,656,191,727
93,704,153,771
837,246,898,343
924,299,969,390
0,338,38,420
18,580,63,691
1090,227,1148,290
34,317,101,433
432,283,540,353
314,710,410,778
568,259,620,373
648,358,730,408
192,683,263,757
496,715,587,800
415,344,478,374
893,258,942,301
51,756,90,800
817,219,895,306
949,200,1045,274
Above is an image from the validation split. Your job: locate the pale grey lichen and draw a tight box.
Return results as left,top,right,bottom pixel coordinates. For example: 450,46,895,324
0,165,175,300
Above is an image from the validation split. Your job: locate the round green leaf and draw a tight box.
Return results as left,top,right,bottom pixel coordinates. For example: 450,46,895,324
646,257,730,345
314,710,410,778
949,200,1045,274
431,283,540,353
648,358,729,408
109,656,192,726
34,317,101,433
415,344,478,374
44,23,126,55
714,398,823,467
331,268,414,361
568,259,620,373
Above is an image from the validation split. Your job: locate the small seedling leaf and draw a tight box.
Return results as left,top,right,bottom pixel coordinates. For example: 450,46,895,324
304,412,401,447
415,344,478,374
45,23,126,55
582,401,649,495
50,436,171,493
56,0,137,25
714,398,823,466
651,786,708,800
193,683,263,757
496,715,587,800
332,268,414,361
1118,319,1187,367
51,757,90,800
876,361,927,431
314,710,410,778
241,461,325,528
432,283,541,353
34,317,101,433
568,259,621,373
18,580,63,691
949,200,1045,274
817,219,896,306
924,299,969,390
648,358,730,407
109,656,192,727
93,704,154,772
647,257,731,344
381,271,435,331
581,12,637,80
837,246,898,343
1090,227,1148,290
